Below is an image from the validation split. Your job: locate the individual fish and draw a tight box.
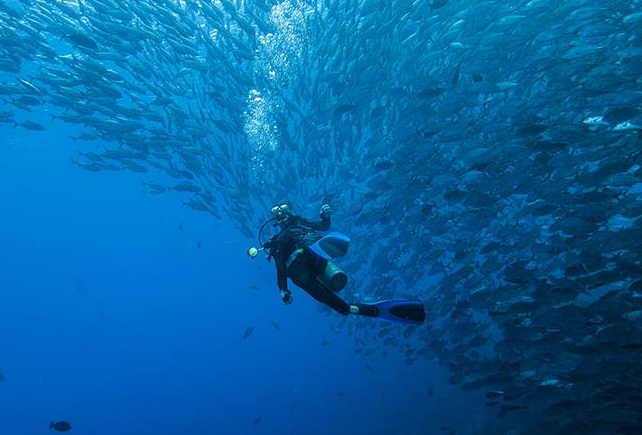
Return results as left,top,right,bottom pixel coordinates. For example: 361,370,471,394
451,64,461,87
613,121,641,131
11,95,41,106
431,0,449,9
50,421,72,432
243,327,254,339
181,199,209,212
495,81,518,90
172,182,202,193
64,33,98,50
485,390,505,400
142,182,167,195
417,87,446,99
14,120,45,130
604,106,640,124
70,132,99,142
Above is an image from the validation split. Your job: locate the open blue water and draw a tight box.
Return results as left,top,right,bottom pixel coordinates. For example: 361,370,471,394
0,122,480,435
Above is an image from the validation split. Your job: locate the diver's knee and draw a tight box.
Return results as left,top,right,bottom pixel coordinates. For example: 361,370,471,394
335,304,350,316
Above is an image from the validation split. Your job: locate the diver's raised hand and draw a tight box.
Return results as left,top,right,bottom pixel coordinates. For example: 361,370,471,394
280,288,292,304
319,204,331,219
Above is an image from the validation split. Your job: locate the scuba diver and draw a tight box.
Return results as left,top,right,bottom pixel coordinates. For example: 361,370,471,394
247,202,426,324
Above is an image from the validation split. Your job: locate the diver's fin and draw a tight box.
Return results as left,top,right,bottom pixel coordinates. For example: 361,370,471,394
370,299,426,324
309,232,350,260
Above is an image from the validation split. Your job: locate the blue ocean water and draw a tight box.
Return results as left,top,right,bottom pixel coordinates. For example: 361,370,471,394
2,0,642,433
0,122,480,434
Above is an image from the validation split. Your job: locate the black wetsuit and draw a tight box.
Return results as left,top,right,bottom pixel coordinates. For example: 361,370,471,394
263,213,354,315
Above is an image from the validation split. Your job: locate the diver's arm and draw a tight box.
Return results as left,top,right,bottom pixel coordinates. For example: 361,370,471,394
316,216,331,230
301,217,330,231
302,204,331,231
275,258,292,303
263,233,283,259
275,255,288,292
263,238,274,251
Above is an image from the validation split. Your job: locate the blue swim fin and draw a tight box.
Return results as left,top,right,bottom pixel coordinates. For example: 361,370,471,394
309,232,350,260
369,299,426,324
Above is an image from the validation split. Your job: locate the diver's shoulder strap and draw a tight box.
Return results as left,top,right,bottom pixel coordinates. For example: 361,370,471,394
286,248,304,269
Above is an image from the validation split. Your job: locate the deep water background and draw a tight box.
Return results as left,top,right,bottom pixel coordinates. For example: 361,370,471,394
0,120,483,435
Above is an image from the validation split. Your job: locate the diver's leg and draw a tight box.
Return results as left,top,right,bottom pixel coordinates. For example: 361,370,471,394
301,278,352,315
289,252,372,317
297,277,379,317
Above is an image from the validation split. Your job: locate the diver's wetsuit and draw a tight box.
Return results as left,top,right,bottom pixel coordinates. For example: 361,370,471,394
263,213,354,315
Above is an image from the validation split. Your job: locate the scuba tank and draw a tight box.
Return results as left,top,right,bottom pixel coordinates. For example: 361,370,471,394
309,232,351,291
317,260,348,292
